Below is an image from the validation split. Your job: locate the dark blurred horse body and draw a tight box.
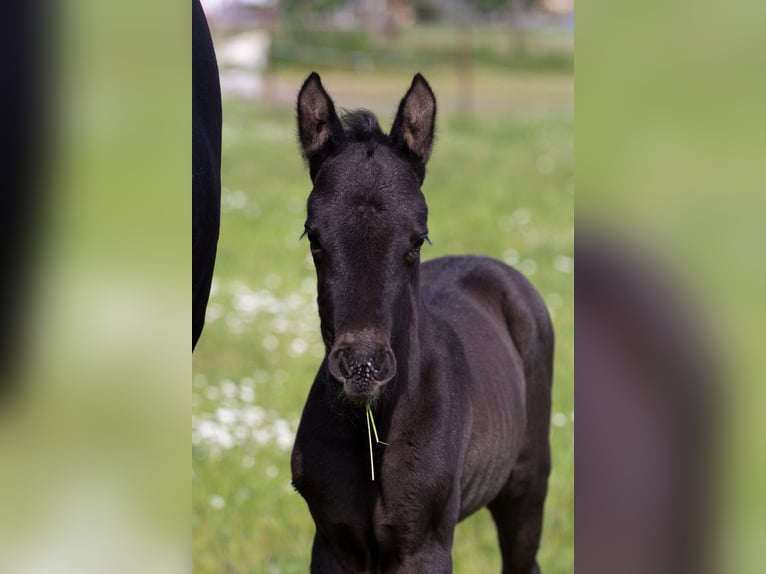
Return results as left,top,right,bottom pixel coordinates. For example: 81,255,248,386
192,0,221,349
291,73,553,573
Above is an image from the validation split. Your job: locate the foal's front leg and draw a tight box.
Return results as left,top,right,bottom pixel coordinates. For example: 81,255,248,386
381,540,454,574
377,541,452,574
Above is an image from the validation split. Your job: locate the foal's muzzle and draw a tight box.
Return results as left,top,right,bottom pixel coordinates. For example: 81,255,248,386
327,334,397,401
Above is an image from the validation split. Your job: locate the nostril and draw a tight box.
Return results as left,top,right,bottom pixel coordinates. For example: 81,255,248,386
328,347,352,382
373,349,397,383
338,350,351,378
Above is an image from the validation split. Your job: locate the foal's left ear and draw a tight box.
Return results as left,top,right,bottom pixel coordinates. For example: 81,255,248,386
390,73,437,181
296,72,345,180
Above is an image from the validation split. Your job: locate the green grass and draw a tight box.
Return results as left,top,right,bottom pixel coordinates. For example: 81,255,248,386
193,70,572,572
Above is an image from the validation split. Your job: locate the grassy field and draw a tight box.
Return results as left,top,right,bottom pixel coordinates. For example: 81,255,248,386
193,67,572,572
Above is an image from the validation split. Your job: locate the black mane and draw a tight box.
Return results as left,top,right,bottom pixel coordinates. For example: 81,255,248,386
341,109,386,143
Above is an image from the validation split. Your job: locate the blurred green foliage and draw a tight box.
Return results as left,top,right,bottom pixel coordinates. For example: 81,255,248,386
269,24,573,73
281,0,349,15
578,1,766,572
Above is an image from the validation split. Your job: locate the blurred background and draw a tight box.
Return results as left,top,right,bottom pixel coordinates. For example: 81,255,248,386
577,2,766,572
192,0,573,572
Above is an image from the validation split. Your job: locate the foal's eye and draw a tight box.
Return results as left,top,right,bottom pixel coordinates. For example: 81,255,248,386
407,234,430,261
309,235,322,253
302,228,324,255
411,234,430,252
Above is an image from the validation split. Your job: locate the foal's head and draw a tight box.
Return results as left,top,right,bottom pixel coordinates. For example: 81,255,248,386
296,72,437,404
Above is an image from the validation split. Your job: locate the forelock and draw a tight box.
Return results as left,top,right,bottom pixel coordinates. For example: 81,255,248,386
341,109,386,143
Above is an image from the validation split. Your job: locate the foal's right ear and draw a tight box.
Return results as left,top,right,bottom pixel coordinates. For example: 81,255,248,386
296,72,345,180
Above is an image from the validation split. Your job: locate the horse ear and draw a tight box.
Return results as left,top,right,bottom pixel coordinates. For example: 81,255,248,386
296,72,345,179
390,73,437,175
